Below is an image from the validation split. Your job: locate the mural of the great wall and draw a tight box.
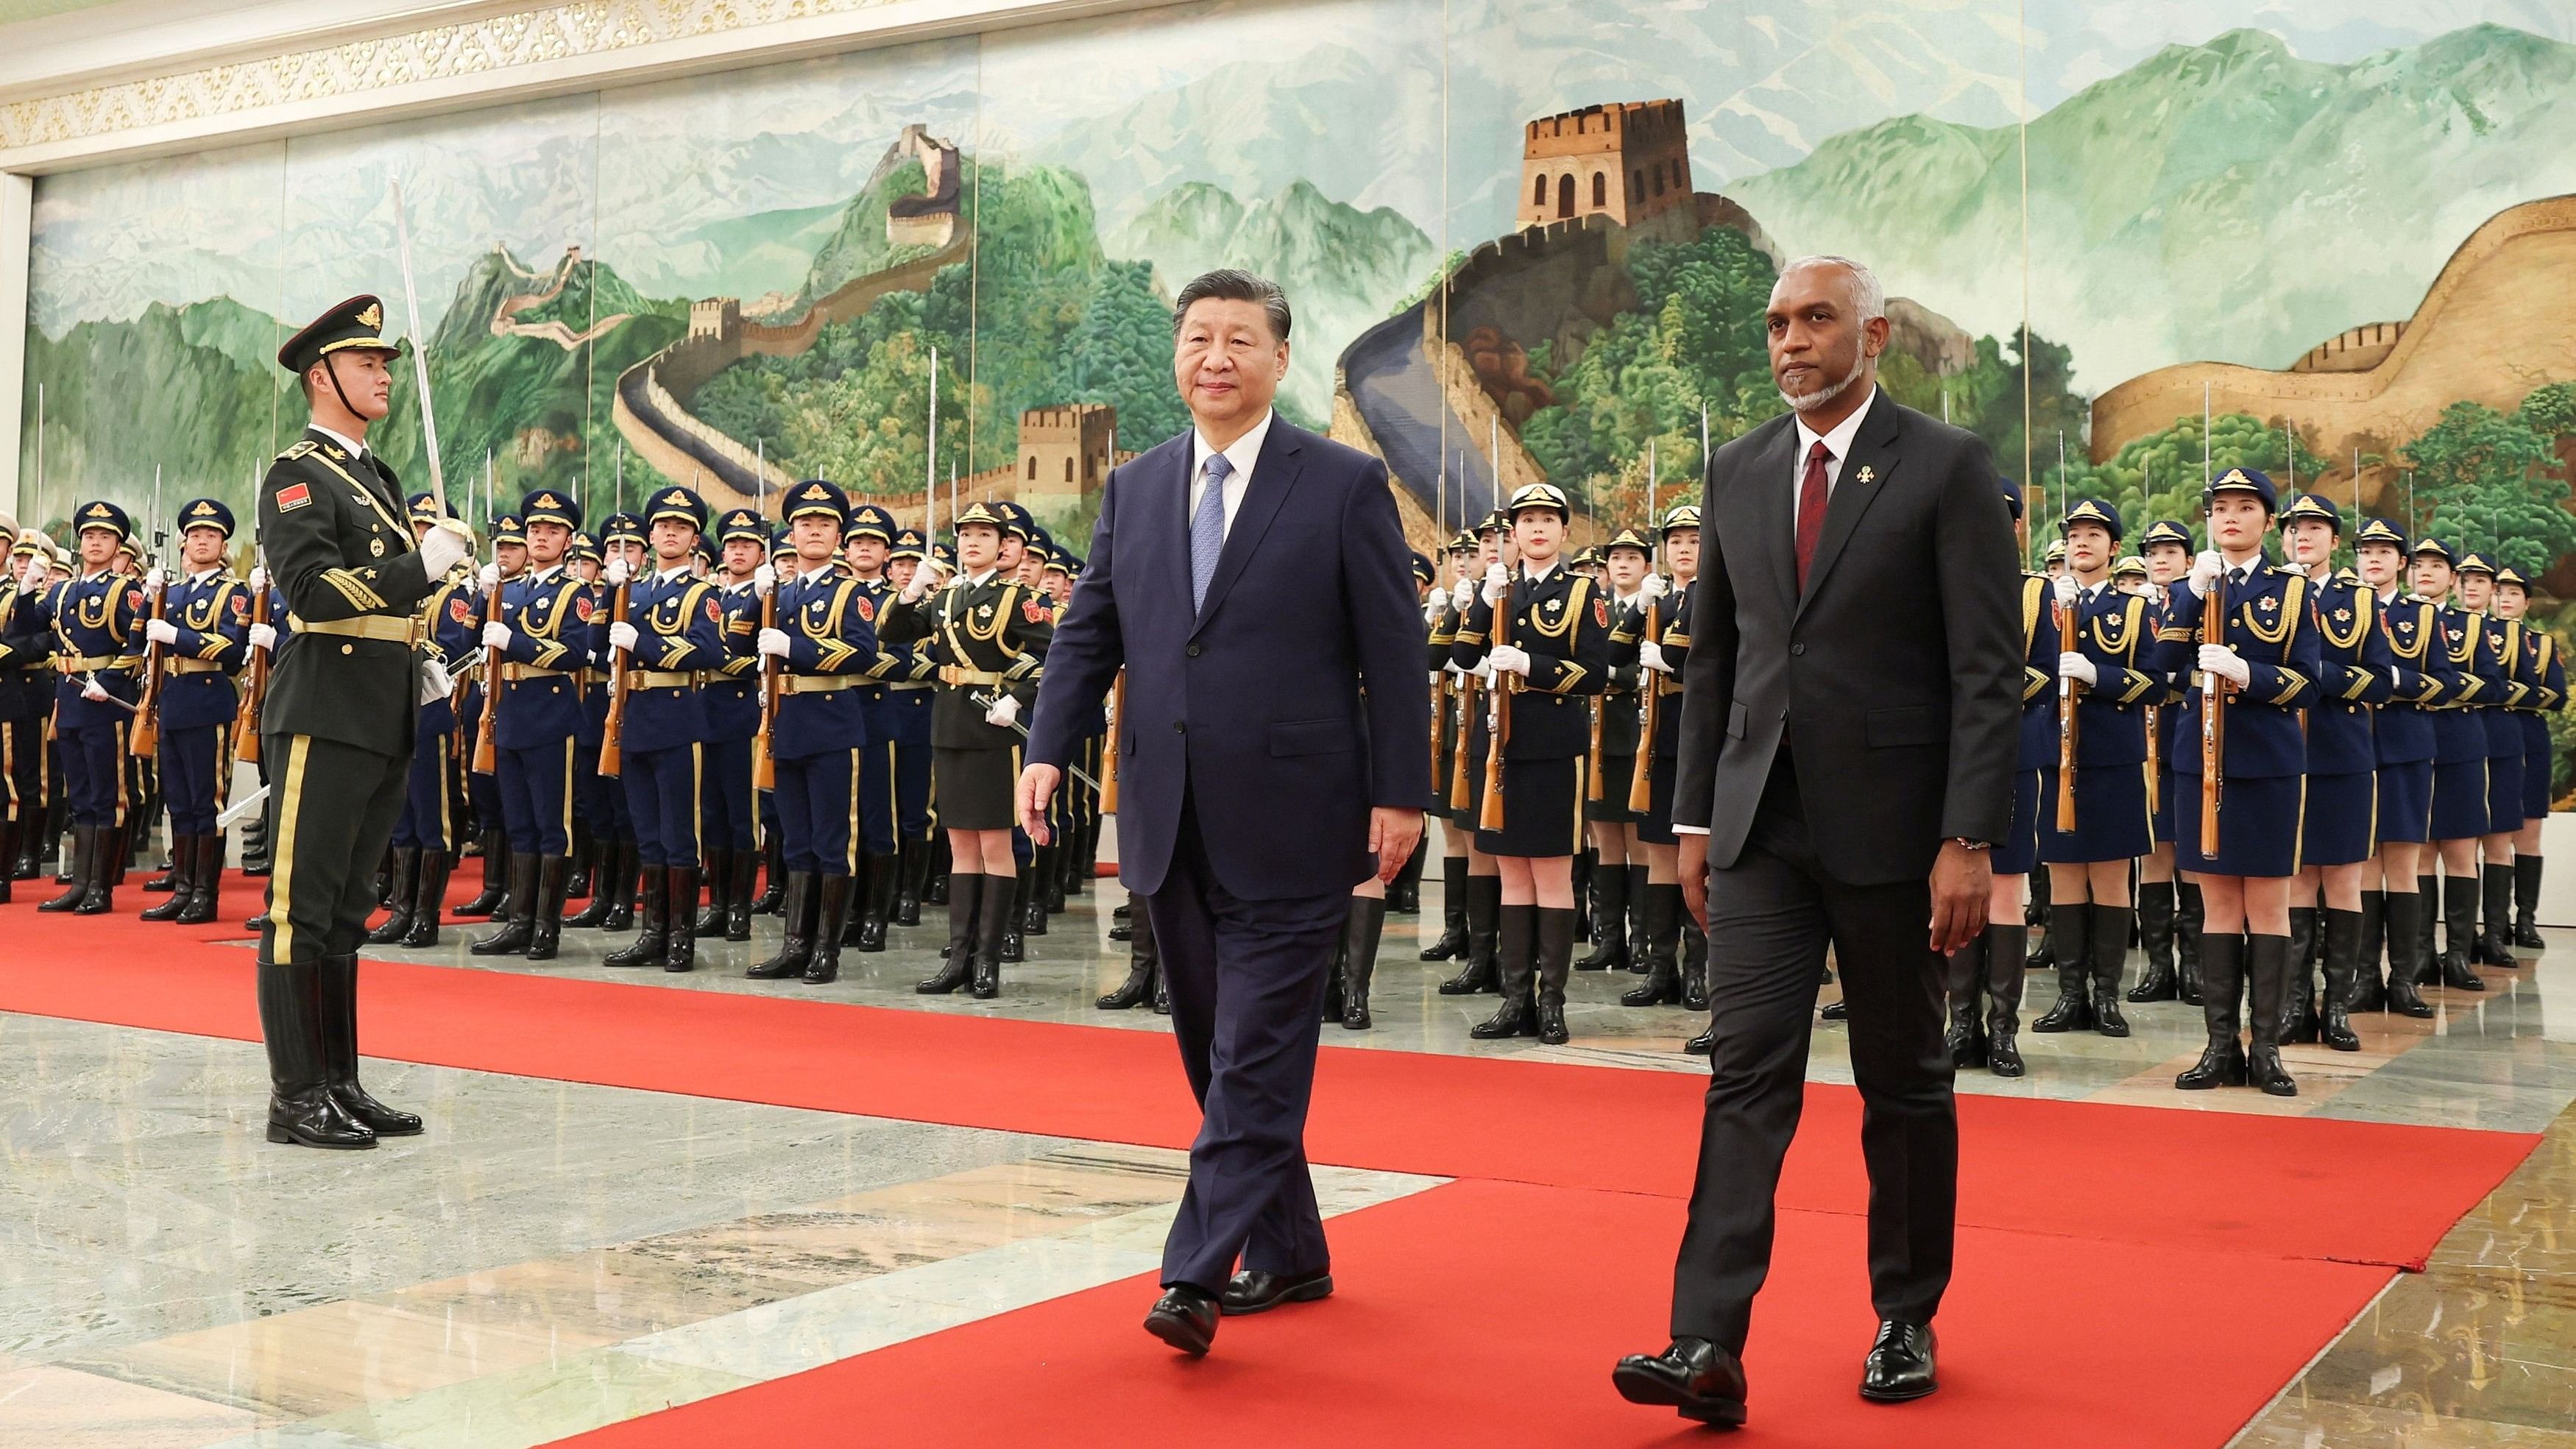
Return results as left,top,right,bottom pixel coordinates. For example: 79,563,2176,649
18,3,2576,778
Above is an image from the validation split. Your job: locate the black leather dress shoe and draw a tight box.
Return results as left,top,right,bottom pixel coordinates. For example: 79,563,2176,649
1819,999,1849,1021
1612,1336,1747,1428
1144,1284,1219,1356
1858,1319,1937,1402
1220,1266,1333,1315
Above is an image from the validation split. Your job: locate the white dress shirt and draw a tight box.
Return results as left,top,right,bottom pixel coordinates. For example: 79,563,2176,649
308,422,368,461
1188,408,1275,541
1789,386,1878,511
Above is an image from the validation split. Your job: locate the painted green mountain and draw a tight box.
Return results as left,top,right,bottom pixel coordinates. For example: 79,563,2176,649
1727,23,2576,389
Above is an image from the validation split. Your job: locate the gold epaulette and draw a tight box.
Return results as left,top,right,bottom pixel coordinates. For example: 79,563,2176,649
277,441,318,461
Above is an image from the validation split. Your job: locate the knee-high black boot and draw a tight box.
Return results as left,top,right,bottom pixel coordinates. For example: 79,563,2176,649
1680,915,1708,1010
915,874,978,993
177,834,224,926
1984,921,2027,1077
2479,861,2517,966
752,838,787,914
1389,838,1426,914
361,847,417,940
1621,882,1684,1007
526,856,569,960
1944,929,1987,1068
600,840,640,931
2087,902,2131,1036
2280,907,2320,1043
1471,904,1536,1039
1575,861,1628,970
2175,933,2248,1089
605,867,671,968
1571,851,1593,943
1624,862,1652,972
1533,904,1576,1045
456,829,508,916
661,866,700,973
2380,889,2435,1018
804,874,854,985
1340,896,1387,1030
693,847,732,938
896,837,930,927
2246,933,2298,1097
1420,855,1469,960
2129,882,2177,1001
2439,873,2485,990
750,874,818,981
2513,855,2546,950
2318,907,2362,1052
141,833,202,923
726,847,758,942
1098,903,1159,1009
471,854,539,955
972,876,1011,998
2032,901,2092,1031
318,954,422,1136
38,823,93,913
2025,872,2053,970
400,852,453,947
258,960,373,1149
857,852,899,951
1439,874,1499,993
2175,882,2205,1004
2417,873,2440,982
2350,889,2387,1012
1019,849,1051,935
74,825,119,913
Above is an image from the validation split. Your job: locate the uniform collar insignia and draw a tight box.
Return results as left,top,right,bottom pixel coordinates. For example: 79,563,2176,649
325,444,346,459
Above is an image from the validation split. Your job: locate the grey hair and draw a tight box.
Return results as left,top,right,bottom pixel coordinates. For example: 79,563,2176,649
1172,268,1292,343
1774,255,1886,323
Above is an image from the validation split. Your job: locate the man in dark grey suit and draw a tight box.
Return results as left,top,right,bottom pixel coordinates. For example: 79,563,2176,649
1612,256,2020,1427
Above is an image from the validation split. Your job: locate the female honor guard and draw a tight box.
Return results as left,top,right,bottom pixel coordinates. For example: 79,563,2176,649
2454,553,2526,968
2134,519,2199,1002
2352,520,2444,1017
470,488,589,961
1420,533,1479,967
601,486,724,974
2033,498,2159,1038
1642,506,1708,1038
746,481,882,985
882,529,941,926
23,501,145,914
369,494,480,949
2494,567,2562,949
1437,513,1512,997
2153,468,2321,1097
0,531,57,898
138,498,252,926
1451,483,1610,1045
883,500,1052,998
2416,540,2492,992
1582,528,1663,973
2277,495,2389,1051
695,508,768,943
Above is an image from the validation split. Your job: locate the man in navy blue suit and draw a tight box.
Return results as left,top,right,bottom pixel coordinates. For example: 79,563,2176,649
1020,269,1430,1356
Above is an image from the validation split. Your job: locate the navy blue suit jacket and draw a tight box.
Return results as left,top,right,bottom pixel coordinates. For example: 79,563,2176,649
1026,418,1432,900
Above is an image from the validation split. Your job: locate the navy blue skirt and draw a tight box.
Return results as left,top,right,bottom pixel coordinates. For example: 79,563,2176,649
2525,735,2555,821
2430,758,2488,840
1585,751,1638,824
1994,768,2041,875
2486,749,2524,834
2301,770,2376,866
1634,750,1678,846
2040,762,2153,864
2377,760,2433,845
1471,753,1585,859
2176,773,2302,878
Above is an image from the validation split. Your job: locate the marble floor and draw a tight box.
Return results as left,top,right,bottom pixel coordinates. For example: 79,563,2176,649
7,862,2572,1445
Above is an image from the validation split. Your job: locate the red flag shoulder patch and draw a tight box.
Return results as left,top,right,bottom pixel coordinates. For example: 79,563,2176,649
229,595,249,621
855,595,878,624
706,596,723,624
574,595,598,623
449,595,473,625
1594,599,1609,628
1022,598,1047,623
275,482,311,511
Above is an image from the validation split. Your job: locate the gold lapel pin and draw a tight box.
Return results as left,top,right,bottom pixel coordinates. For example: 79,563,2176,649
1855,466,1876,485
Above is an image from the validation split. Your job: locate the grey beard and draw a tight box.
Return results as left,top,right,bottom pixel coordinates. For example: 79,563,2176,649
1778,350,1867,414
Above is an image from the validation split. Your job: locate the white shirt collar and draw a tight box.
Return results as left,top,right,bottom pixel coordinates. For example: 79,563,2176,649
1192,409,1275,483
1792,386,1877,472
1522,556,1561,584
965,567,1000,587
308,422,367,458
188,567,222,584
654,564,691,584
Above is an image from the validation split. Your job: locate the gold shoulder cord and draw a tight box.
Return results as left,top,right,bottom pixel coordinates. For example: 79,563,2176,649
1525,576,1585,642
2316,583,2369,652
2241,575,2299,649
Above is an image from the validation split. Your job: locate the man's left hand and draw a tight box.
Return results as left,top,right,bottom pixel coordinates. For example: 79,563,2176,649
1016,762,1062,845
1928,840,1991,954
1368,807,1424,885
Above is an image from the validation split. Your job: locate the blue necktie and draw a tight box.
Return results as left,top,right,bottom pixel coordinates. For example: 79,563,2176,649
1191,453,1233,613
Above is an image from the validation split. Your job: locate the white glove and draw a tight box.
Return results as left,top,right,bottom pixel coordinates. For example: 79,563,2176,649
1473,658,1495,685
604,556,631,587
144,618,180,647
2188,550,2223,599
2198,643,2250,690
418,656,454,706
481,621,513,651
477,562,501,590
79,676,108,703
757,626,792,659
2058,651,2097,687
607,620,639,654
984,693,1021,729
1488,644,1532,676
900,572,933,604
1446,660,1468,679
1422,596,1443,625
753,564,776,598
15,559,43,595
1639,572,1667,600
2052,574,2079,606
1638,640,1671,675
249,622,278,652
247,565,268,595
417,520,472,578
140,569,166,600
1482,561,1510,605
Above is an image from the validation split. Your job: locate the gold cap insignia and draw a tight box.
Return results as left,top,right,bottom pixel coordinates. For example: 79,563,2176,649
663,490,688,506
357,302,382,330
2216,468,2252,488
83,503,108,517
536,494,559,508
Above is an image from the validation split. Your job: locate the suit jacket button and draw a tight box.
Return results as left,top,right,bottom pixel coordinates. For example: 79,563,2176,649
1187,643,1200,657
1172,720,1184,734
1791,642,1806,656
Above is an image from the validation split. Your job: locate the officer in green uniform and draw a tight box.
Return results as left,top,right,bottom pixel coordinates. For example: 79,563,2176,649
256,294,474,1149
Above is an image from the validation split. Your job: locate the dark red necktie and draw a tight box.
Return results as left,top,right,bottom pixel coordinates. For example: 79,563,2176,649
1794,439,1831,589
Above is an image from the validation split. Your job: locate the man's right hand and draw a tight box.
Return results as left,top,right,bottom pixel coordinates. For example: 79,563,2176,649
1678,832,1710,929
1016,762,1063,845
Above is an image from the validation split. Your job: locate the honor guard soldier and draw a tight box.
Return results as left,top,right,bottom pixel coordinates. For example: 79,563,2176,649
567,511,645,932
2152,467,2320,1097
2277,494,2390,1051
838,502,908,950
2034,498,2162,1038
2454,553,2527,968
745,481,882,985
1439,512,1518,998
1450,482,1610,1045
470,487,590,960
694,507,768,942
138,497,252,925
2494,567,2561,948
0,530,59,896
1581,527,1661,974
1635,503,1705,1030
252,294,476,1148
1419,532,1477,966
601,486,724,972
2134,517,2199,998
883,528,940,925
24,500,146,914
883,499,1052,997
453,511,523,920
2416,539,2494,991
2352,520,2442,1016
369,492,480,949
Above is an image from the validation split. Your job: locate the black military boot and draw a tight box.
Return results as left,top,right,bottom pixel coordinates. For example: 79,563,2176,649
971,877,1011,999
1438,874,1499,993
1420,856,1469,961
566,820,595,901
141,833,201,922
1575,862,1628,971
470,854,539,955
922,835,951,907
857,852,899,951
1944,930,1987,1068
2318,907,2363,1052
258,960,374,1149
2438,873,2485,990
1570,851,1593,944
1389,838,1426,914
2128,882,2177,1001
600,840,641,931
40,824,94,913
2513,854,2547,951
2246,933,2298,1097
2418,873,2441,982
751,839,786,914
2176,881,2205,1005
2380,890,2436,1018
175,834,225,927
2280,907,2320,1043
236,810,269,876
1983,921,2027,1077
660,866,700,973
2479,861,2517,966
564,837,620,929
895,836,931,927
997,869,1030,963
2025,875,2053,970
1019,849,1052,936
399,851,453,948
749,874,818,980
1680,916,1709,1010
1323,928,1348,1025
693,847,732,939
526,856,570,960
74,826,121,914
361,846,418,940
804,874,854,985
1621,883,1683,1007
605,867,671,968
1532,905,1577,1045
1042,841,1069,915
1623,862,1652,971
725,848,757,941
916,874,980,993
2032,901,2092,1032
457,829,508,916
1340,896,1387,1030
1471,904,1536,1039
11,815,43,879
2174,932,2248,1090
1098,907,1159,1010
318,954,422,1136
2349,889,2387,1012
2087,902,2131,1036
146,837,183,893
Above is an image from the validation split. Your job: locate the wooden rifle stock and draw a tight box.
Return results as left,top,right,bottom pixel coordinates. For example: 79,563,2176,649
1100,670,1124,813
598,581,631,777
130,579,167,758
233,579,269,762
1447,670,1476,810
2142,703,2158,815
1478,575,1512,833
2199,570,2225,857
2055,589,2078,832
472,575,504,774
1627,597,1660,815
751,589,779,790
